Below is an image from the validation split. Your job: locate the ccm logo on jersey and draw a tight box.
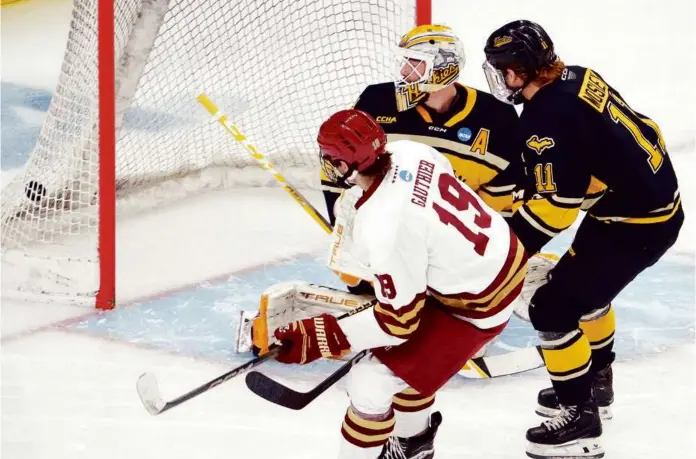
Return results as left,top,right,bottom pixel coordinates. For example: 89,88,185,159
526,135,555,155
376,116,397,123
429,126,447,133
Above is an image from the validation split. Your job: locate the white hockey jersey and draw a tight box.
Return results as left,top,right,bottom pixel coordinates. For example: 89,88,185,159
337,140,528,352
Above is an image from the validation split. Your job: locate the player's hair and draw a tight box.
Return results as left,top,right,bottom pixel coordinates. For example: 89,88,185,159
534,59,566,86
359,153,392,178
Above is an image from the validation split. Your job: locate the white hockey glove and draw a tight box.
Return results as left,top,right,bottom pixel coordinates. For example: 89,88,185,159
512,252,560,322
235,281,374,355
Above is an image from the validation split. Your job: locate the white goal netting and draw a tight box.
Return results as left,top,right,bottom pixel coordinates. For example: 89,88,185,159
1,0,418,304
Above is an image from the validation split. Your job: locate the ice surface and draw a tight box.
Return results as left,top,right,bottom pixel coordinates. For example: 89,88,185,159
1,0,694,458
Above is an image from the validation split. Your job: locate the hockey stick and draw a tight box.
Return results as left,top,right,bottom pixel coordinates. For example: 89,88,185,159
196,94,332,235
457,344,544,379
244,349,369,410
246,344,544,410
246,349,371,410
136,346,281,416
136,299,377,415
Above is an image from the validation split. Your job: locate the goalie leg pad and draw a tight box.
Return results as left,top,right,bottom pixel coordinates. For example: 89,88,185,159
329,187,375,284
235,281,373,354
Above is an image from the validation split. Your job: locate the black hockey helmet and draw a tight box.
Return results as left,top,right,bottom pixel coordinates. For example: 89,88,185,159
482,20,557,104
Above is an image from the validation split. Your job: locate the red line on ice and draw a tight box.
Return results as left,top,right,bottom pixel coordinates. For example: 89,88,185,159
1,252,316,344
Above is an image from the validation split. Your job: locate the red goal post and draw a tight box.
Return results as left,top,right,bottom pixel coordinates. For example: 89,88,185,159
1,0,431,309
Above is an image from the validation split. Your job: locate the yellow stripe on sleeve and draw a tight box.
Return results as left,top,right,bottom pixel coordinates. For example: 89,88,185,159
524,198,581,232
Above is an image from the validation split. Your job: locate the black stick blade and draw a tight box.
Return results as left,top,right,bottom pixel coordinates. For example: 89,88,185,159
245,371,314,410
245,350,369,410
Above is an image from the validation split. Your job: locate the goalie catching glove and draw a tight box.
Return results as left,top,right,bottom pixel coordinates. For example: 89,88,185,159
274,314,352,364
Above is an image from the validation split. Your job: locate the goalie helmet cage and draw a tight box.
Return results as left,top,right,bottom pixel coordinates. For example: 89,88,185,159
0,0,431,309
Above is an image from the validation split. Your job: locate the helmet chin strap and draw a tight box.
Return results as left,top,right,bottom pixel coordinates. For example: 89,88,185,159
335,164,359,187
343,168,359,186
507,73,536,105
507,85,526,104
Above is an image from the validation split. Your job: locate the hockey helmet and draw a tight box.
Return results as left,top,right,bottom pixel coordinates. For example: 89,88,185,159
395,24,466,111
318,109,387,183
482,20,557,104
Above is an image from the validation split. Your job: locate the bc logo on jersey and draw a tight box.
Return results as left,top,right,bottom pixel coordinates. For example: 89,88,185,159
399,170,413,182
457,127,472,142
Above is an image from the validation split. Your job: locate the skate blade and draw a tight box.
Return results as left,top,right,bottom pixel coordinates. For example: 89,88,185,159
535,404,613,420
526,437,604,459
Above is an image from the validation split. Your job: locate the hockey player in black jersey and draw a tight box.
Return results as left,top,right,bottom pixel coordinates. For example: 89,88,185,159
321,24,521,226
483,20,683,459
322,24,521,297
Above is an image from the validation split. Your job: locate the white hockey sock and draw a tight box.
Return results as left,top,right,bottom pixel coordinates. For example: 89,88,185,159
393,408,431,438
392,388,435,437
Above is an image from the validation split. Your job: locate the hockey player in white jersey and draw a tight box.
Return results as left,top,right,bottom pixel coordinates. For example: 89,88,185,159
270,109,528,458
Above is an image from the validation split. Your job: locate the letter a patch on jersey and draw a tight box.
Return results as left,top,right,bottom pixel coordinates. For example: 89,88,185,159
526,135,555,155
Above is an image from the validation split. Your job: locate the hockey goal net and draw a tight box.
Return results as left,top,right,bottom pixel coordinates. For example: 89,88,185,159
1,0,429,308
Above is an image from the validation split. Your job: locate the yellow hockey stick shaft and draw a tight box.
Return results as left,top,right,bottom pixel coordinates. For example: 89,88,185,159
197,93,332,235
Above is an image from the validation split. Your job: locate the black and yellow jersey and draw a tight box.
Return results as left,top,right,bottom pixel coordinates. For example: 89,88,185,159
510,66,682,254
321,82,520,224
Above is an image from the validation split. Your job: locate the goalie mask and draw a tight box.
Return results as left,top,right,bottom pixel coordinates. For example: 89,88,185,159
395,24,466,111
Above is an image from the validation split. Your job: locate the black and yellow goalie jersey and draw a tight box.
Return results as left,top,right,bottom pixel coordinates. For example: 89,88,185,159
321,82,520,225
510,66,682,254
